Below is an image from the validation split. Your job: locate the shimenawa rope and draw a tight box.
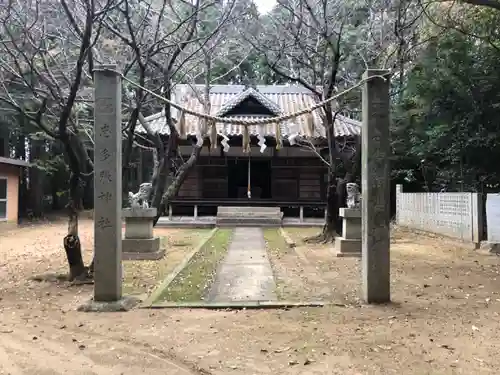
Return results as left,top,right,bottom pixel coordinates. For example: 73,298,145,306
93,66,390,127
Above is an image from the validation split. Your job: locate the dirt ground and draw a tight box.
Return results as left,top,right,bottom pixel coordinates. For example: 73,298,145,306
1,220,500,374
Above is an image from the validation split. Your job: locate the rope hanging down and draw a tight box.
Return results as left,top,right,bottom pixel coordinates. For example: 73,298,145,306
247,155,251,199
94,67,390,127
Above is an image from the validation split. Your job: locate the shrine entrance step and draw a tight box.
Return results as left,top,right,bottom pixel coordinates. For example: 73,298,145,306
216,206,283,227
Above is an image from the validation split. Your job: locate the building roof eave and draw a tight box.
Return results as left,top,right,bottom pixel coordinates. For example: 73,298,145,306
0,156,31,168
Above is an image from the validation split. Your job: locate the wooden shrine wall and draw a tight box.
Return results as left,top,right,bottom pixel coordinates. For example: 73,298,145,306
270,158,325,201
132,150,326,202
200,157,228,199
177,168,202,198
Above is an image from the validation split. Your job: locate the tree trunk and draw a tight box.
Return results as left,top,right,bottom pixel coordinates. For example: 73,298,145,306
305,168,340,243
63,172,87,281
150,151,170,215
51,181,60,210
305,104,341,243
82,174,93,210
50,142,65,210
324,173,339,240
153,145,202,226
122,108,141,206
312,134,361,244
82,149,94,210
61,134,92,282
29,139,45,218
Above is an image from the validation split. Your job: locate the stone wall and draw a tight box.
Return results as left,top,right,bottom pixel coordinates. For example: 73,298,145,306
395,184,483,244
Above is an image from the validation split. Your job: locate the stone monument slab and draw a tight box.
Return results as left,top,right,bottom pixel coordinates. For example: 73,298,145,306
93,64,123,302
361,69,391,303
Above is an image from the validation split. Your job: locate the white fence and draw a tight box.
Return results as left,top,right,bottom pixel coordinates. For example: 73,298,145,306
486,194,500,243
395,185,483,244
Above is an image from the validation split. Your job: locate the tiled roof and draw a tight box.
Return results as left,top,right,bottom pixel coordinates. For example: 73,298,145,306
139,84,361,139
216,87,282,117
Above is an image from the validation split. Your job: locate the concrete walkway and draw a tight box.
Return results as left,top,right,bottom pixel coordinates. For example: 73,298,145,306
207,227,277,302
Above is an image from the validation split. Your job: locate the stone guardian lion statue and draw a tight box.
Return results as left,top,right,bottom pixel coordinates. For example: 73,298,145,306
346,182,361,209
128,182,153,209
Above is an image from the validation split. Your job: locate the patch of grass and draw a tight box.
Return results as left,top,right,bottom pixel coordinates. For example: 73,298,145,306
122,229,211,295
155,228,232,303
263,228,291,300
263,228,291,253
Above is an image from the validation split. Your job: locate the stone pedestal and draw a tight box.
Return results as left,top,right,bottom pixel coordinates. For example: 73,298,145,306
122,207,164,260
334,208,361,257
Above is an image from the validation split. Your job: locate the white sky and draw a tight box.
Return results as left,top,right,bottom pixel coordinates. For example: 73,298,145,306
254,0,276,14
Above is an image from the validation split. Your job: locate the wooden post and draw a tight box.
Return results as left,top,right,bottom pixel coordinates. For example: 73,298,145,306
361,69,391,304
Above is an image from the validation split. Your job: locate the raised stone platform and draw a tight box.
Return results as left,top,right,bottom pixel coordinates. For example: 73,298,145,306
156,216,325,228
122,238,164,260
122,207,163,260
123,207,156,238
216,206,283,227
334,208,362,257
335,238,362,257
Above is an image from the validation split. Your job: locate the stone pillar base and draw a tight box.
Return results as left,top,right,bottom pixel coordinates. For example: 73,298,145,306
122,207,163,260
77,295,141,312
122,237,164,260
334,237,362,257
339,208,361,240
122,208,157,239
333,207,362,257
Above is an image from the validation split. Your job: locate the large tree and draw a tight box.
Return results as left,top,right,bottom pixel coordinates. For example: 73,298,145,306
0,0,116,281
102,0,245,225
245,0,418,241
0,0,243,281
392,4,500,192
